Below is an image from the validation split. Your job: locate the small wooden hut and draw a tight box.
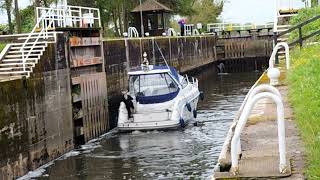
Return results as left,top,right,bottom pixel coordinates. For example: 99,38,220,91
131,0,173,36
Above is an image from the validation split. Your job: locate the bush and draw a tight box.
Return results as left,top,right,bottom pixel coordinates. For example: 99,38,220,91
289,7,320,43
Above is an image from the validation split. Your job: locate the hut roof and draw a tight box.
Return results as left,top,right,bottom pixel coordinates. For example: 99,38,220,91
131,0,173,13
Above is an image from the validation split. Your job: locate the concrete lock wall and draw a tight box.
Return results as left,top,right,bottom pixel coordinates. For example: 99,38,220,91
0,34,73,179
104,35,272,95
103,36,217,96
0,33,272,179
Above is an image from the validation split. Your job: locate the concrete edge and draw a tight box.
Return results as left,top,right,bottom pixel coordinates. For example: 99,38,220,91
214,72,267,172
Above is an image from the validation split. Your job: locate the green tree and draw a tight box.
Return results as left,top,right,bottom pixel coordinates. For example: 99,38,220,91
20,6,35,33
188,0,223,25
0,0,13,33
14,0,21,33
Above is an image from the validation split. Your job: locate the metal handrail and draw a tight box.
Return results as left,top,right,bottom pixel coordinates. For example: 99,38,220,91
167,28,177,36
20,8,56,73
230,85,287,175
207,23,273,33
128,27,139,38
269,42,290,69
19,5,102,75
184,24,194,36
37,5,101,28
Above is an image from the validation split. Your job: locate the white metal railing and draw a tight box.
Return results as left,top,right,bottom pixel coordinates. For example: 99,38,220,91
207,23,274,33
184,24,194,36
274,0,311,33
167,28,177,36
36,5,101,28
128,27,139,38
269,42,290,70
193,29,200,36
20,8,57,74
230,84,287,175
19,5,101,76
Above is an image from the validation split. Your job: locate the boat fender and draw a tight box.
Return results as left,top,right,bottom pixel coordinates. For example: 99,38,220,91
179,118,186,128
186,103,192,112
200,91,204,101
193,109,197,118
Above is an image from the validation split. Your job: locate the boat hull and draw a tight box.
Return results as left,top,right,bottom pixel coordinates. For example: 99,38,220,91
117,95,199,132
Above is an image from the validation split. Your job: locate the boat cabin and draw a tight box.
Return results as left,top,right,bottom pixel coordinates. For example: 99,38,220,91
128,66,183,104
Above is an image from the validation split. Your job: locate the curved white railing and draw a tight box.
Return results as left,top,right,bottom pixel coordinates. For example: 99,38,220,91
193,29,200,36
167,28,177,36
230,85,287,175
269,42,290,70
128,27,139,38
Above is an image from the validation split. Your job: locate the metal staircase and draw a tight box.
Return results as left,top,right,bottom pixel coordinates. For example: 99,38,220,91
273,0,311,60
0,4,101,81
0,8,57,79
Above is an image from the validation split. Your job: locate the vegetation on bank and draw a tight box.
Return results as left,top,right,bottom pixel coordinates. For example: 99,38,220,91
289,6,320,42
287,44,320,179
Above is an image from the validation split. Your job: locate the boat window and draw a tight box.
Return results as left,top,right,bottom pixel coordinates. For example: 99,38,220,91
129,73,179,97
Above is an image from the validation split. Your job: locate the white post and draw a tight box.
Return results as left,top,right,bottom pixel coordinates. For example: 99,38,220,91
230,92,287,175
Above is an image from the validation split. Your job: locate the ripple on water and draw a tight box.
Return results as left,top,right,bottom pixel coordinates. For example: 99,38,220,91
27,72,261,180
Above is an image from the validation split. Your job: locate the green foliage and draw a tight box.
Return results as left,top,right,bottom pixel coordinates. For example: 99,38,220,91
158,0,195,16
289,6,320,43
20,6,35,33
288,44,320,179
188,0,223,25
0,24,8,32
0,43,6,52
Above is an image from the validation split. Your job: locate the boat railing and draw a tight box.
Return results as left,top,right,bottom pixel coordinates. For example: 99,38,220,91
185,75,198,85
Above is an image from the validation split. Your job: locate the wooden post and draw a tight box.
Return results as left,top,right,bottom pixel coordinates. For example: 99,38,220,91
273,32,279,64
299,27,303,48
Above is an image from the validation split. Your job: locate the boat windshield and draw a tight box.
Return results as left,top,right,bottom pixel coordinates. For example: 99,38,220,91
129,73,179,97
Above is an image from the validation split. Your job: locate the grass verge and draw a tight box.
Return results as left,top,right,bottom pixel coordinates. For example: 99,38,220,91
287,44,320,179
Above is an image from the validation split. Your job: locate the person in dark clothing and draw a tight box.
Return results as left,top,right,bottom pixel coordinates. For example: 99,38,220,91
178,19,186,36
121,90,134,119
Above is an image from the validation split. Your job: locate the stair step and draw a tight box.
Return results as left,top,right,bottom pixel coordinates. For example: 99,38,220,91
8,49,44,54
2,58,38,62
18,35,55,40
5,54,40,58
11,42,47,47
277,38,288,41
0,67,32,72
0,63,35,67
0,71,30,75
11,45,46,50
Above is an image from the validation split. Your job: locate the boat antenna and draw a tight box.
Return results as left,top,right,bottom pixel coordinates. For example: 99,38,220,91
154,40,170,69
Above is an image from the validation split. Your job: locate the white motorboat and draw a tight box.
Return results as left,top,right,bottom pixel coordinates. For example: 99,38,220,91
117,53,203,131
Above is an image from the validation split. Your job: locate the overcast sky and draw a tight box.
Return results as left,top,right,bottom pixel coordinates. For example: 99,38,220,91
0,0,306,25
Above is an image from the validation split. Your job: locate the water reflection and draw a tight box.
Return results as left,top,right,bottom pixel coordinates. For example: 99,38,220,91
38,66,261,180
